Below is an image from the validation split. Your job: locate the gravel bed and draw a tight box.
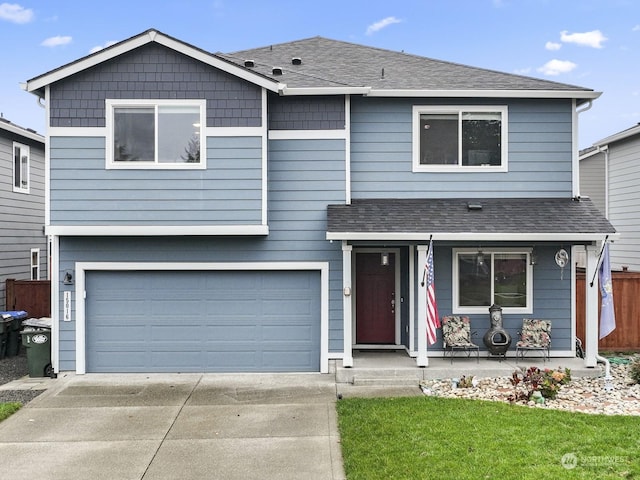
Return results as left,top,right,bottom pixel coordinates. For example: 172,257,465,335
420,356,640,416
0,351,45,405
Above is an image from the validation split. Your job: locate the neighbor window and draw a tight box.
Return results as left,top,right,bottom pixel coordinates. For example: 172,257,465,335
107,100,205,169
453,249,532,314
30,248,40,280
413,106,507,172
13,142,30,193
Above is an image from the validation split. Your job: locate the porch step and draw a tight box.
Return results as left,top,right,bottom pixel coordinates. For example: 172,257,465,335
352,376,421,387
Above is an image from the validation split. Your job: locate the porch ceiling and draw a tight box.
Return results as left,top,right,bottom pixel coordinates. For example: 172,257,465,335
326,197,617,242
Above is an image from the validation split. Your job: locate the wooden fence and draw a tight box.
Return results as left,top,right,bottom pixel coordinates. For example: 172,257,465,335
576,270,640,351
5,279,51,318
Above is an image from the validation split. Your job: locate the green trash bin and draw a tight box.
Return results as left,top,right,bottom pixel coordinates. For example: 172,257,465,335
21,329,52,378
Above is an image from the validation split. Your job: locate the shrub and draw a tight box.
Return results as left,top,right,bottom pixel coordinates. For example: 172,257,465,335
509,366,571,401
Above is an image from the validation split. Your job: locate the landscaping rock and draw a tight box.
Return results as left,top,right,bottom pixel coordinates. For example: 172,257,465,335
420,357,640,416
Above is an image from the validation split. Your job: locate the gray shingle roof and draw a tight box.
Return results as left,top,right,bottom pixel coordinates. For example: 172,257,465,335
221,36,593,93
327,197,615,239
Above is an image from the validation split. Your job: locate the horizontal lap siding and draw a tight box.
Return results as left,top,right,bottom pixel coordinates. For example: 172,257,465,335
0,134,47,306
49,136,263,225
608,137,640,271
57,138,346,370
350,97,573,198
421,244,573,352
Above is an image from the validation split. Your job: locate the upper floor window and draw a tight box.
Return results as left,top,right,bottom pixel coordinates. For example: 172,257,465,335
106,99,206,169
13,142,30,193
453,248,532,314
412,106,508,172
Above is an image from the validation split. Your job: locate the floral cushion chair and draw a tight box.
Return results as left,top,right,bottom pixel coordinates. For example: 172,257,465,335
441,316,480,364
515,319,551,362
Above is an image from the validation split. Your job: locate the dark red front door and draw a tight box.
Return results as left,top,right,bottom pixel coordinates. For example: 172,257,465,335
356,252,396,344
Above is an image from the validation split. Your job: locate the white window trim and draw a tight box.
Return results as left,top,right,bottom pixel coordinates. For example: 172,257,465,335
412,105,508,173
452,248,533,314
30,248,40,280
105,99,207,170
13,142,30,193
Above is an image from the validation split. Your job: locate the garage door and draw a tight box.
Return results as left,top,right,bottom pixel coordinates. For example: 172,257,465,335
85,270,321,373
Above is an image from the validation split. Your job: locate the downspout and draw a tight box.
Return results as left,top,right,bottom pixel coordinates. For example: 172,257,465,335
595,353,614,391
578,100,613,390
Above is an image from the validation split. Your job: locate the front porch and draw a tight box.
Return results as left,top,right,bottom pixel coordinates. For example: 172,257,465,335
334,350,603,385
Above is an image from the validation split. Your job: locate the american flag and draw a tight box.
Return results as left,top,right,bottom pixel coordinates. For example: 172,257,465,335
426,239,440,345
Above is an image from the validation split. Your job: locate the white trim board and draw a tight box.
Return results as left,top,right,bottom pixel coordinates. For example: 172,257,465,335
73,261,329,374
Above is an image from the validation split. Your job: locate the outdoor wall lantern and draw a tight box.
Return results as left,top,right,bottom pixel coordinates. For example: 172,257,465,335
476,249,485,267
381,252,390,266
63,271,74,285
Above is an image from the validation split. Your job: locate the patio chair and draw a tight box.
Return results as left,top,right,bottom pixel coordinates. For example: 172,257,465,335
515,319,551,362
441,315,480,364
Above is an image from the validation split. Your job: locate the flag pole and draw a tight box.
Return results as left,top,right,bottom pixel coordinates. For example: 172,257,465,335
589,235,609,287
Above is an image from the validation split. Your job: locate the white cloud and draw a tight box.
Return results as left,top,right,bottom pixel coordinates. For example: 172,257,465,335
89,40,118,54
537,59,577,76
41,35,72,47
366,16,402,35
633,25,640,32
514,67,532,75
560,30,607,48
545,41,561,51
0,3,33,23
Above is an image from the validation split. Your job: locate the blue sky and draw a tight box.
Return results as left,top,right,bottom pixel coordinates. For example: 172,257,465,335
0,0,638,149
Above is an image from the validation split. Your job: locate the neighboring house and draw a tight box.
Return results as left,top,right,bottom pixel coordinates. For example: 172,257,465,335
580,123,640,271
23,29,614,375
0,117,46,309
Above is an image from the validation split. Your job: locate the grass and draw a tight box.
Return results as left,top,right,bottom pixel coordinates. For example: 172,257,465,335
0,402,21,422
336,396,639,480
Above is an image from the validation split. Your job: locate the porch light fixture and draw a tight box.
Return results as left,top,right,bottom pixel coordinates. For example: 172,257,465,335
63,271,73,285
530,248,537,266
381,252,390,266
476,249,485,267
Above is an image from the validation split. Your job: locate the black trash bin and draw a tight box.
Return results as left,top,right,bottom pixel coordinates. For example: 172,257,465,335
0,316,12,359
1,311,28,357
21,328,52,378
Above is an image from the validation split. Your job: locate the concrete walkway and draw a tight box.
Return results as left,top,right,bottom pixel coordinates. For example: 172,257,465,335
0,373,346,480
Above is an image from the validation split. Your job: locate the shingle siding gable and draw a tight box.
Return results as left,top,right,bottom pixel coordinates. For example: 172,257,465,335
50,43,263,128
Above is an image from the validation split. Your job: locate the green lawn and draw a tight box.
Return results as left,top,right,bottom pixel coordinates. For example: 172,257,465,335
0,402,21,422
336,396,638,480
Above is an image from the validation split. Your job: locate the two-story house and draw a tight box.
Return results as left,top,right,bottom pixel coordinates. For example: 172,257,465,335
23,29,615,375
0,117,46,309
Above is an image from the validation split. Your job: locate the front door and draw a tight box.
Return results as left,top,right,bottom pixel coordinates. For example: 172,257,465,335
356,252,396,344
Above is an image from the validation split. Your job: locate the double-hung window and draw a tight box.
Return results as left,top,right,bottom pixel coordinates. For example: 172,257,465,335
453,248,532,314
13,142,30,193
106,99,206,169
413,106,507,172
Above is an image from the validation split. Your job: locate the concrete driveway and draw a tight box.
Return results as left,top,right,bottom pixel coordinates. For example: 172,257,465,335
0,373,345,480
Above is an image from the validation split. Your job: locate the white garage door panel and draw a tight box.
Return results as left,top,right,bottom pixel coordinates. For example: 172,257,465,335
85,270,321,373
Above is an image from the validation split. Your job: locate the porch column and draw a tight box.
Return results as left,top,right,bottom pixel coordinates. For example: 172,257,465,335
342,242,353,367
416,245,428,367
584,244,599,367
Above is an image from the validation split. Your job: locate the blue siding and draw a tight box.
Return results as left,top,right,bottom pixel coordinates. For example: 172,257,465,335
417,244,573,352
350,97,574,198
49,136,263,225
57,138,347,370
49,44,262,128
